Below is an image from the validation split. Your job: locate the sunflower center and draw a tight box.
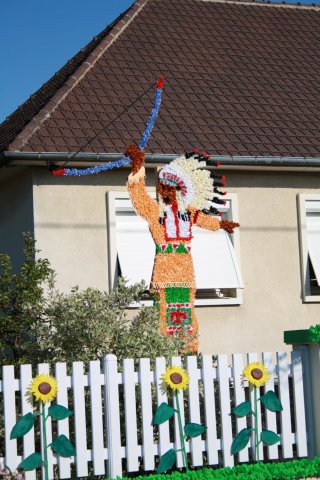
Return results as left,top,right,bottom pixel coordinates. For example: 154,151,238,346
251,368,263,380
38,382,52,394
170,373,183,384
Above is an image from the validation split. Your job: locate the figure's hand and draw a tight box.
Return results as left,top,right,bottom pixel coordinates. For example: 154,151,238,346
125,144,145,175
220,220,240,233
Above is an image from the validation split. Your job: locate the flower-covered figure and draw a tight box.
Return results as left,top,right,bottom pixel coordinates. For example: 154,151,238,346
126,145,239,351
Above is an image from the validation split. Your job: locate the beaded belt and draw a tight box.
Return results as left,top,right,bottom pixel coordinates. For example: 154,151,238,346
156,243,191,254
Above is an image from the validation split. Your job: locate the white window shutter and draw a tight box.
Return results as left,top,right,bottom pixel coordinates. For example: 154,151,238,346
192,227,244,289
306,212,320,286
114,196,243,290
116,211,154,286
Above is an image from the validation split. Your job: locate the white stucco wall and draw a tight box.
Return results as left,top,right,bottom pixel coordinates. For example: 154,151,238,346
31,166,320,355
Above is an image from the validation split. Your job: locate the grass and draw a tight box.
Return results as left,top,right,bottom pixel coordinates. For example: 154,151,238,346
107,457,320,480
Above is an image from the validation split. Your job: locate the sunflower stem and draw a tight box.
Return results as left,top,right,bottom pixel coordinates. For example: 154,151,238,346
41,402,49,480
254,386,260,463
175,391,189,472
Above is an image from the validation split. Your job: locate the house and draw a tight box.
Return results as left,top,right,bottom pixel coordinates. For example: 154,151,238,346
0,0,320,355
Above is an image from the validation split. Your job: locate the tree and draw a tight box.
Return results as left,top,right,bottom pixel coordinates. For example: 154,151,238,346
0,233,54,365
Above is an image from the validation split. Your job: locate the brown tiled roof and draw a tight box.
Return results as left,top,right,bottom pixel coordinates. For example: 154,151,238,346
1,0,320,158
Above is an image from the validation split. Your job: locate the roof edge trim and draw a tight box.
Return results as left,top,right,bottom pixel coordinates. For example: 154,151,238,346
2,151,320,170
198,0,320,10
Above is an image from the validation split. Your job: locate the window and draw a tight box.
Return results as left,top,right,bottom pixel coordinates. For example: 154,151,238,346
107,191,243,306
298,194,320,302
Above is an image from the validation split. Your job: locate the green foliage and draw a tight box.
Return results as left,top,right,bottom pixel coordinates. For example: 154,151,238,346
10,413,35,439
113,457,320,480
152,402,175,425
48,404,73,420
37,279,187,363
260,430,281,446
0,234,188,366
260,391,283,412
232,401,252,417
230,428,251,455
157,449,176,474
0,233,54,365
18,453,42,471
184,423,207,438
308,324,320,342
50,434,75,457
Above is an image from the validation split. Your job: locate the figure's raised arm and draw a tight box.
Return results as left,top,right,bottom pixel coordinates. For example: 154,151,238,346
192,209,239,233
126,144,159,222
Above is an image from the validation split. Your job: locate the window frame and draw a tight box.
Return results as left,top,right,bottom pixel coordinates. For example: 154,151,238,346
107,190,243,306
298,193,320,303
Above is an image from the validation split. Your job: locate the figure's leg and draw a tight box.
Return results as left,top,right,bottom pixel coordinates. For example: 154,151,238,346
189,288,199,353
156,286,199,353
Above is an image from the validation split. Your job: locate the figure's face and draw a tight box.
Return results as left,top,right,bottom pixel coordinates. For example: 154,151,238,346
158,181,177,205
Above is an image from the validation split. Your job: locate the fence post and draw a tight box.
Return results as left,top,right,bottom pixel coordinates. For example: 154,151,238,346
284,329,318,458
104,354,122,479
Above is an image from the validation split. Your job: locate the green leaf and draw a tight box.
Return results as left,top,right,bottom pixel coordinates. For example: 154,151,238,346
48,404,73,420
184,423,207,438
260,390,283,412
51,435,75,457
157,449,176,473
18,453,42,471
233,401,253,417
152,402,175,426
231,428,251,455
10,413,35,439
261,430,281,446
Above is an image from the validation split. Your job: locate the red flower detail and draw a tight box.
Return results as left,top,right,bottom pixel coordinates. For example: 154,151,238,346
157,76,165,89
52,169,65,176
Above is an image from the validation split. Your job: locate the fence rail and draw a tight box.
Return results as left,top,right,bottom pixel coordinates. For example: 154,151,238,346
0,351,308,479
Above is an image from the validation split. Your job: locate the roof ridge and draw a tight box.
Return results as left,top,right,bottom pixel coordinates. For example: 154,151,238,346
1,0,149,152
198,0,320,9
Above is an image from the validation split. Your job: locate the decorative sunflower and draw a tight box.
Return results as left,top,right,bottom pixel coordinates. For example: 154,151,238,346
29,374,58,403
162,366,189,391
243,362,269,388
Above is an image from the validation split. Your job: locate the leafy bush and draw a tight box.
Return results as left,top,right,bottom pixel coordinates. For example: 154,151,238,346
35,280,187,363
0,234,189,366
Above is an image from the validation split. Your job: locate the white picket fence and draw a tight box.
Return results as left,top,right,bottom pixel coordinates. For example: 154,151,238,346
0,351,308,479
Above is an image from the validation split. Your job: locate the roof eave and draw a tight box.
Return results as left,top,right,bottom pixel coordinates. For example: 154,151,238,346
2,151,320,172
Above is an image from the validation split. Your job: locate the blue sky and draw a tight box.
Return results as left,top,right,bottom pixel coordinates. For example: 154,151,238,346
0,0,134,123
0,0,319,123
